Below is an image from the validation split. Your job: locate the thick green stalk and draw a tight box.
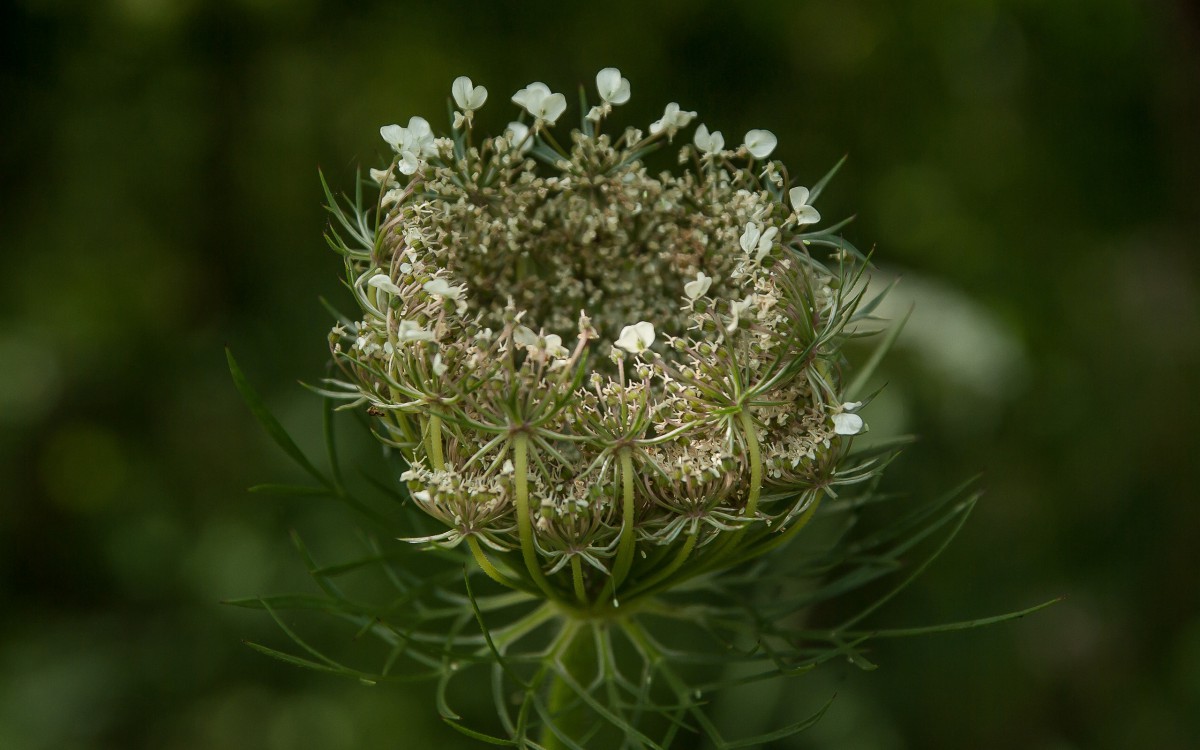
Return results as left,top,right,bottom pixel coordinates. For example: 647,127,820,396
701,409,764,568
738,408,763,521
570,556,588,605
426,414,446,470
611,450,637,591
468,537,521,590
513,433,560,602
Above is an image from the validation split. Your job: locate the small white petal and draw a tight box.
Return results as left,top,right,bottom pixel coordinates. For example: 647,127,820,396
513,325,538,348
368,274,404,295
596,67,630,105
512,82,565,123
743,129,777,159
406,116,432,140
504,122,532,154
726,296,754,333
397,320,436,342
788,186,821,225
842,401,863,412
452,76,487,112
423,278,461,299
614,321,656,354
432,353,448,377
511,82,547,113
756,226,779,262
452,76,474,110
396,151,420,175
380,124,404,148
832,413,865,436
789,186,811,210
739,222,762,254
795,205,821,225
694,124,725,153
543,334,568,358
683,271,713,300
650,102,695,136
541,92,567,124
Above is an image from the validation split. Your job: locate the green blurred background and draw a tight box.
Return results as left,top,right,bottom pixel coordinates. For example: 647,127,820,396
3,0,1199,747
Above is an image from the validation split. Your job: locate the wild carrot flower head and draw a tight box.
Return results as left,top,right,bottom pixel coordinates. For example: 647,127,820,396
326,67,873,611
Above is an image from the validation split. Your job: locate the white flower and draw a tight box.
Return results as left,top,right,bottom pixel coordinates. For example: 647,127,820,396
542,333,568,358
380,116,437,175
726,295,755,333
432,353,448,377
369,167,396,186
513,325,538,348
693,124,725,155
512,82,567,125
424,278,467,314
595,67,630,105
451,76,488,112
742,129,777,159
788,186,821,226
397,320,436,342
368,273,404,296
614,321,656,354
649,103,696,139
832,401,865,435
739,222,779,263
514,325,569,358
504,121,533,154
379,124,404,148
423,278,462,300
683,271,713,300
832,412,864,435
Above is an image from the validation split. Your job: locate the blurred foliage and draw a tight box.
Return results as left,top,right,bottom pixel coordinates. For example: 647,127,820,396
2,0,1199,748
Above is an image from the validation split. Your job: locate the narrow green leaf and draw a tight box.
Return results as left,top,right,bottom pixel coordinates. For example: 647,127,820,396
843,304,912,402
442,718,517,746
856,597,1065,639
226,348,328,487
721,696,833,748
323,395,345,488
464,568,529,690
808,154,847,203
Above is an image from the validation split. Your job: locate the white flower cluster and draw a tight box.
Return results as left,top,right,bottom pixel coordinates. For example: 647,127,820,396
328,69,869,598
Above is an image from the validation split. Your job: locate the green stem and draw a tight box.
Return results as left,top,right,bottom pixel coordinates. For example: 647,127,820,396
467,537,526,592
611,450,637,591
426,414,445,470
570,556,588,605
738,408,763,521
513,433,560,602
701,409,763,568
625,529,698,598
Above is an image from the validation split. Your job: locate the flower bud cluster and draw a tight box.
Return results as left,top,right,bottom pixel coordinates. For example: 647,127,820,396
325,69,869,606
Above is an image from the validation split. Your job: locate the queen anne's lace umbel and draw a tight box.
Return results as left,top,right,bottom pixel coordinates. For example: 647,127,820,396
326,69,868,608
